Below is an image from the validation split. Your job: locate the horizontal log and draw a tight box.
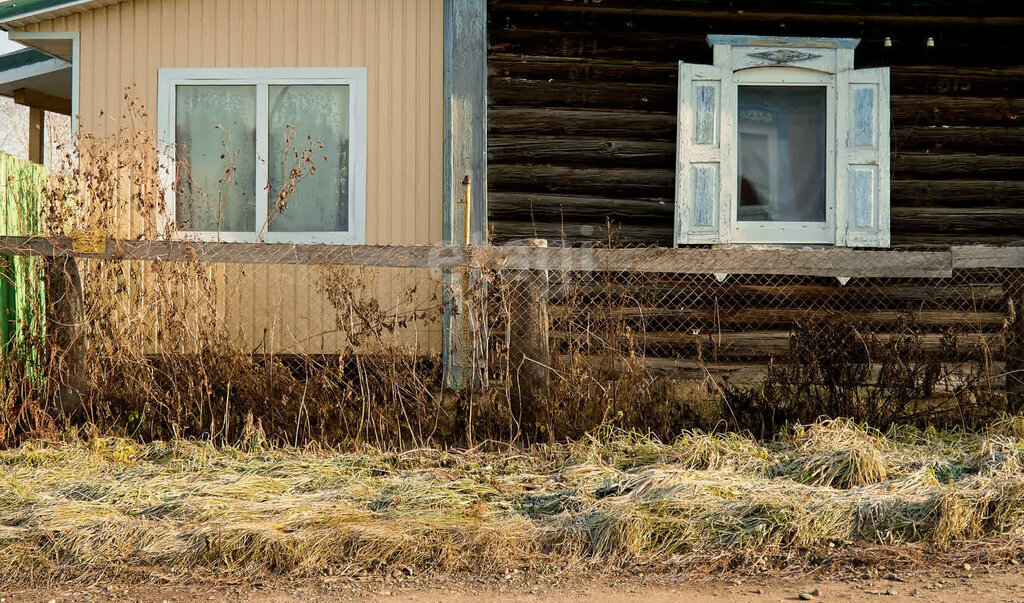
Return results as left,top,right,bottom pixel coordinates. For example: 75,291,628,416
490,25,1022,67
891,207,1024,235
490,1,1024,27
489,135,676,169
489,192,672,224
894,153,1024,180
6,236,1013,276
489,164,675,198
489,77,676,111
490,109,1024,152
490,220,1024,248
561,355,1007,390
891,95,1024,126
550,281,1007,308
890,66,1024,97
491,137,1024,178
492,192,1024,234
891,179,1024,207
489,107,677,139
551,306,1007,330
491,165,1024,213
491,57,1024,99
894,127,1024,153
479,246,956,277
490,76,1021,121
891,233,1022,246
952,246,1024,269
490,220,672,246
551,329,1004,359
490,55,676,85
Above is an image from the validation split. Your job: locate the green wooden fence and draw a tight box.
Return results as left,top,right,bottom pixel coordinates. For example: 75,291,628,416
0,152,45,357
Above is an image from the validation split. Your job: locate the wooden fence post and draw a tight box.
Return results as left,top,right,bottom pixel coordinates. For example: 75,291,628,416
44,255,85,417
506,239,551,438
1008,269,1024,410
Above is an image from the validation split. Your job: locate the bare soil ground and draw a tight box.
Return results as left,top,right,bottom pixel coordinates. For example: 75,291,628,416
5,568,1024,602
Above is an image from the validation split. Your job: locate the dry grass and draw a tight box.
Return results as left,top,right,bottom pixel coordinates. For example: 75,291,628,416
2,417,1024,585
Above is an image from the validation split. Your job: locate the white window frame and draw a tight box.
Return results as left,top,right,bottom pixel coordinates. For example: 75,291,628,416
157,67,368,244
674,36,890,248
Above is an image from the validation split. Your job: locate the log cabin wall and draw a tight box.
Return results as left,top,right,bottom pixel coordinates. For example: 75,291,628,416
487,0,1024,248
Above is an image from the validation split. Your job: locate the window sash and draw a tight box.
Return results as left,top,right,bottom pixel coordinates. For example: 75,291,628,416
730,67,836,245
157,68,367,245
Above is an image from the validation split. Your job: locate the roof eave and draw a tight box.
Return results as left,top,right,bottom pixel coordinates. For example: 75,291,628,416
0,0,113,29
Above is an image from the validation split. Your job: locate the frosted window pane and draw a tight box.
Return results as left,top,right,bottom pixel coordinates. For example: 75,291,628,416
268,85,350,232
175,85,257,232
737,86,826,223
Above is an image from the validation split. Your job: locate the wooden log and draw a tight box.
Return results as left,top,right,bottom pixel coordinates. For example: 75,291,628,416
491,139,1024,179
890,66,1024,97
44,256,85,417
894,153,1024,180
891,180,1024,208
893,126,1024,153
491,108,1024,148
490,220,1024,249
891,207,1024,235
1007,269,1024,408
489,26,1020,67
549,281,1007,308
504,239,551,439
489,192,672,223
489,1,1024,28
489,108,677,139
562,355,1006,390
490,55,676,84
489,136,676,169
550,306,1007,331
489,77,676,111
489,165,1024,217
490,58,1024,99
490,220,671,246
891,96,1024,126
952,246,1024,269
551,329,1003,360
489,164,675,198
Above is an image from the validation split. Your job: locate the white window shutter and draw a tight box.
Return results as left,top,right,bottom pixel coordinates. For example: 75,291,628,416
836,67,891,247
675,62,729,246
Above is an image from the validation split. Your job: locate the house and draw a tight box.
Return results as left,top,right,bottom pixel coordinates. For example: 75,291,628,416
0,0,1019,399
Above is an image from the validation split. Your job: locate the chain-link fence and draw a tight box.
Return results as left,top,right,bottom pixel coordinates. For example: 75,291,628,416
1,234,1021,444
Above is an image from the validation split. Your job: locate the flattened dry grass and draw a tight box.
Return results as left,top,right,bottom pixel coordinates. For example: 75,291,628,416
3,418,1024,583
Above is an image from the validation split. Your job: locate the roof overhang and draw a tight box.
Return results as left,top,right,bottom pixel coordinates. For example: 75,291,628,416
0,0,123,30
0,47,71,113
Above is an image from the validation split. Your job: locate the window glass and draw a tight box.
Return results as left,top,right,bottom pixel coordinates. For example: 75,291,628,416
737,85,826,223
268,84,350,233
175,85,257,232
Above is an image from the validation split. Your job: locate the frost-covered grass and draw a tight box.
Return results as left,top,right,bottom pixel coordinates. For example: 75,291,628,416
3,418,1024,583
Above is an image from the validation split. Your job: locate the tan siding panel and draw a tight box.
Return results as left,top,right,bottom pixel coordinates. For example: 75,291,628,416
20,0,444,353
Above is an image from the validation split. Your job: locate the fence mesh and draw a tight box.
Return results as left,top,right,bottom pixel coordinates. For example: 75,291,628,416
1,236,1022,445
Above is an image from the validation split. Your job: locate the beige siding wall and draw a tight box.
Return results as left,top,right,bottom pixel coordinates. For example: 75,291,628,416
21,0,445,354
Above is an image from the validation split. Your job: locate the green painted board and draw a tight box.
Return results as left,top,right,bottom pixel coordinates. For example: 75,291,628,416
0,152,45,367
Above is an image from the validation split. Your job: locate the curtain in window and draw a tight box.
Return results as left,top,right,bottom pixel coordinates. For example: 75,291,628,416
268,85,350,233
175,85,257,233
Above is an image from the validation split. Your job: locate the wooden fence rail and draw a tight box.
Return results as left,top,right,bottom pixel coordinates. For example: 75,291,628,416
0,235,1022,277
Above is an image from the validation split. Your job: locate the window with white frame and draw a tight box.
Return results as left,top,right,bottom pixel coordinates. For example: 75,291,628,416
674,36,890,247
157,68,367,244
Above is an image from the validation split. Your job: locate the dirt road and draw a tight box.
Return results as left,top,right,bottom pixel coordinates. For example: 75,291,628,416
6,568,1024,603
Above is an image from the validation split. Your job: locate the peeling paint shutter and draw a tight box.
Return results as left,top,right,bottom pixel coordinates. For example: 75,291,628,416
837,67,891,248
675,63,729,246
